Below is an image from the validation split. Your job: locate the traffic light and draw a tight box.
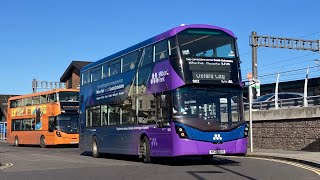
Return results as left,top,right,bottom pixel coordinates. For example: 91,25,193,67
252,78,260,99
252,87,258,99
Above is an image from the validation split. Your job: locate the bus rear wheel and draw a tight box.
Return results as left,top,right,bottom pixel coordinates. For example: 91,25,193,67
14,136,19,147
40,136,46,148
92,137,100,158
141,136,151,163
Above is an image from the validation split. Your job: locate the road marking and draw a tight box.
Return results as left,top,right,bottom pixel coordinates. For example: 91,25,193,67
230,156,320,176
251,157,320,176
0,163,13,170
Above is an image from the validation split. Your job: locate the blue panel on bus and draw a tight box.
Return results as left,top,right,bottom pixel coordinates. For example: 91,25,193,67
175,122,245,142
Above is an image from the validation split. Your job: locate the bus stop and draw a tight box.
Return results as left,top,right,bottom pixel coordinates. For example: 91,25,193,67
0,122,6,141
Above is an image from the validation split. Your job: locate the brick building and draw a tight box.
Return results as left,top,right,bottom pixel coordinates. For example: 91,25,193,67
60,61,91,89
0,95,18,122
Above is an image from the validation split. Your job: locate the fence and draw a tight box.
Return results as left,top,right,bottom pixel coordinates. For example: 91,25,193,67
244,95,320,111
0,122,6,140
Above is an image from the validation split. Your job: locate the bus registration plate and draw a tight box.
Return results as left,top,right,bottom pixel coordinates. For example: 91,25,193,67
209,150,226,154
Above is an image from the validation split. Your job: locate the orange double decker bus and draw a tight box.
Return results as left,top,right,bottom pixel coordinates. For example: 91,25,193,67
6,89,79,148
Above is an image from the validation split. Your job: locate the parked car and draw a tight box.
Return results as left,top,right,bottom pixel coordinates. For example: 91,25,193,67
254,92,304,102
243,92,305,110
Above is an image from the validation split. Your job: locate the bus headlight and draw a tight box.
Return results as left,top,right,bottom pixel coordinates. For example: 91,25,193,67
56,131,62,137
175,125,188,139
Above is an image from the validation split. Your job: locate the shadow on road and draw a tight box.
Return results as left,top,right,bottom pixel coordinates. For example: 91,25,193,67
80,151,257,180
80,151,242,166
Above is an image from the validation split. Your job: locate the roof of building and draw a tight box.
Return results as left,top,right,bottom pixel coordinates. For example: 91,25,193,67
60,61,92,82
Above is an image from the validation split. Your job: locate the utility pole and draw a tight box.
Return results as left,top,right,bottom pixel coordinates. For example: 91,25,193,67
251,31,258,80
248,79,253,153
250,33,320,77
249,32,320,98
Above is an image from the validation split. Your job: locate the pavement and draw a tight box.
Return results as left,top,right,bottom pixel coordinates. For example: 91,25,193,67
0,140,319,168
246,148,320,168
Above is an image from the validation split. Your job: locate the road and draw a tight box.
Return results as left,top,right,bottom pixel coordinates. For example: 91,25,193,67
0,142,319,180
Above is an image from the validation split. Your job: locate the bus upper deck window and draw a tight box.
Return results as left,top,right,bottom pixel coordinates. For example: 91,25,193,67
155,40,168,62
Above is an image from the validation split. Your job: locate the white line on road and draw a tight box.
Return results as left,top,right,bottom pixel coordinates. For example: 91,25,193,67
0,163,13,170
229,156,320,176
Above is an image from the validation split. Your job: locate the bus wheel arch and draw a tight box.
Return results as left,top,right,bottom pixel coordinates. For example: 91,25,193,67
40,135,46,148
92,136,100,158
14,136,19,147
140,135,151,163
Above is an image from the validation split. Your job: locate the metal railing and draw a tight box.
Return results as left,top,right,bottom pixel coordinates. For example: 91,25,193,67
244,95,320,111
0,122,6,140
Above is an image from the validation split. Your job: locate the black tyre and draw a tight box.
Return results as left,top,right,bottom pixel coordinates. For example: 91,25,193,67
14,136,19,147
92,136,100,158
40,135,46,148
141,136,151,163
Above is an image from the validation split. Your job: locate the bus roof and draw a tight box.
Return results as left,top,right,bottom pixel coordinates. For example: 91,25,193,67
8,89,79,101
82,24,235,71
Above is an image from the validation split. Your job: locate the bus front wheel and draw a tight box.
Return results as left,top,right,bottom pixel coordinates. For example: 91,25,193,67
14,136,19,147
141,136,151,163
40,135,46,148
92,137,100,158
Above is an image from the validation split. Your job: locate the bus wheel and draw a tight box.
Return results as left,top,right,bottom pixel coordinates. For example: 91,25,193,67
40,136,46,148
92,137,100,158
141,136,151,163
14,136,19,147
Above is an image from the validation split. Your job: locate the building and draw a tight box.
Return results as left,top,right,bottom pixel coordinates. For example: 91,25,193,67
0,95,18,122
60,61,91,89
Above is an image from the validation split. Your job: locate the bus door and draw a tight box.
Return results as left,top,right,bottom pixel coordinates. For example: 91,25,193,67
84,106,101,150
146,94,172,155
79,112,86,149
102,105,125,152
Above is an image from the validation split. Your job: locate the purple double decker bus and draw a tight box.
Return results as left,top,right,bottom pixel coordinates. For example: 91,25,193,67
79,24,248,163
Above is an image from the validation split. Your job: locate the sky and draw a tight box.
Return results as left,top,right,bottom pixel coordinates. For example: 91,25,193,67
1,0,320,95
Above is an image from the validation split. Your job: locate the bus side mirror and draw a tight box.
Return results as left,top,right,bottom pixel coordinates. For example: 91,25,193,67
49,127,54,132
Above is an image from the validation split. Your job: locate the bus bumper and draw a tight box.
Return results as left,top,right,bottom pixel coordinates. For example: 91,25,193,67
54,134,79,145
171,137,247,156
